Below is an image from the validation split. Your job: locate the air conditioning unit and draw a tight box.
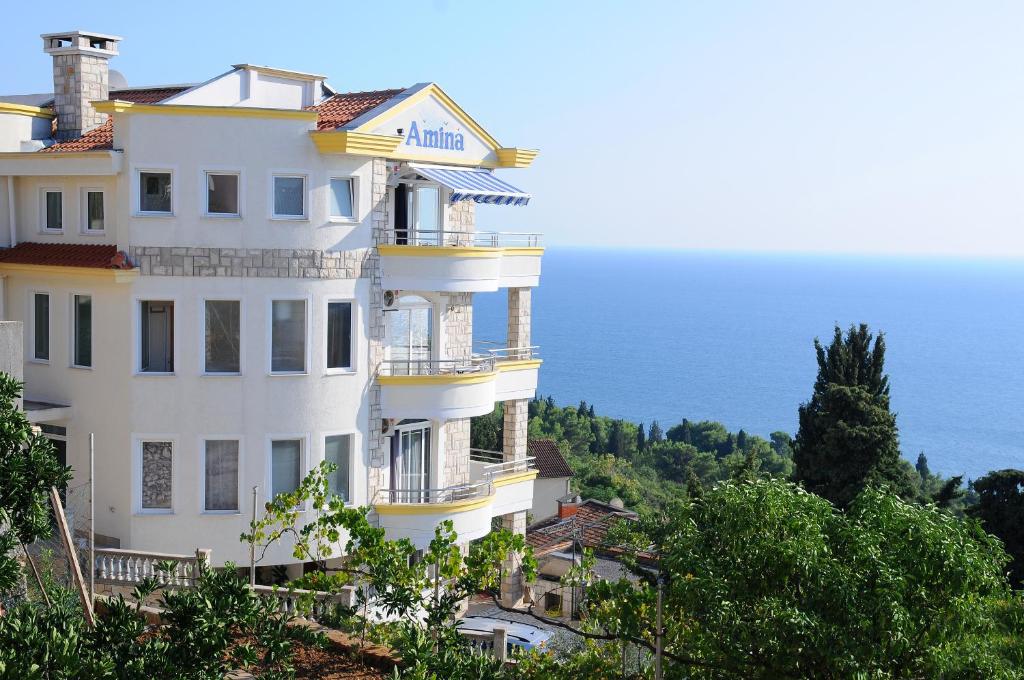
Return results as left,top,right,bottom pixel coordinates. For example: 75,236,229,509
383,290,398,309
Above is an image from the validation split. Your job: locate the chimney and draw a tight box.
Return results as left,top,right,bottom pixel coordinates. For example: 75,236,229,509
41,30,122,140
557,494,581,519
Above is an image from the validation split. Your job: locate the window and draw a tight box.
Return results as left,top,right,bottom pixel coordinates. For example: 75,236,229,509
206,172,240,216
329,178,354,219
43,190,62,230
272,175,305,218
270,300,306,373
83,190,104,231
32,293,49,361
413,186,440,230
140,301,174,373
326,301,352,370
141,440,173,511
270,439,302,498
386,296,432,375
325,434,352,502
204,439,239,512
139,171,172,214
73,294,92,367
204,300,240,374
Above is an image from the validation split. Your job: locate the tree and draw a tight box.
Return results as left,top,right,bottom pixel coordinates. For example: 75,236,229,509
794,324,915,508
517,479,1023,679
736,429,748,452
971,469,1024,587
916,452,931,480
648,420,663,444
636,421,646,453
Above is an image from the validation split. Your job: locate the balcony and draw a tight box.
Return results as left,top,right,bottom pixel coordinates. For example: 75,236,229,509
377,348,541,420
377,230,543,292
373,456,537,548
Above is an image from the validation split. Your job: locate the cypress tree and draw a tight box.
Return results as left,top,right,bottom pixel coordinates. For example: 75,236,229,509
649,420,664,444
636,422,646,453
794,324,914,508
737,429,748,452
916,452,931,480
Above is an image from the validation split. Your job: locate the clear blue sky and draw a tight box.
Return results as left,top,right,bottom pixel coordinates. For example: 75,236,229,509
7,1,1024,256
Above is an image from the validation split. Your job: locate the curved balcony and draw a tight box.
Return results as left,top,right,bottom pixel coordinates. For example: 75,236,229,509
377,230,543,292
373,457,538,548
377,349,542,420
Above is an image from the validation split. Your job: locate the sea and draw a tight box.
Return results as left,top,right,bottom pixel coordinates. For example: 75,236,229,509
474,248,1024,481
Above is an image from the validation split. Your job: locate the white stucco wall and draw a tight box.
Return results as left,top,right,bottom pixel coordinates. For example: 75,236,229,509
532,477,571,522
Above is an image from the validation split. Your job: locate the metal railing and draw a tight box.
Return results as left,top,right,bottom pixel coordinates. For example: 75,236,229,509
469,448,505,464
379,356,495,377
374,480,494,506
481,456,536,479
379,229,542,248
475,344,540,362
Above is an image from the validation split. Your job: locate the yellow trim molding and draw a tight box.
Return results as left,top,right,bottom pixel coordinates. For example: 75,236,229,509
377,371,496,386
495,359,543,372
310,130,403,155
377,244,500,259
0,262,138,282
374,495,493,515
0,103,54,119
93,100,319,121
501,247,545,256
491,469,539,487
496,148,539,168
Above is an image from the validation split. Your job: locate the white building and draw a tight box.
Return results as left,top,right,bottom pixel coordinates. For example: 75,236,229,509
0,31,542,597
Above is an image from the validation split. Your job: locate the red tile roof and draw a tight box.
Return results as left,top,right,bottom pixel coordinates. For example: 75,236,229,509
0,242,134,270
310,88,404,131
39,86,190,153
527,499,638,555
529,439,573,479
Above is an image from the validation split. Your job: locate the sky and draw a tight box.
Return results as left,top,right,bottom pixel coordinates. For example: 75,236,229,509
6,1,1024,256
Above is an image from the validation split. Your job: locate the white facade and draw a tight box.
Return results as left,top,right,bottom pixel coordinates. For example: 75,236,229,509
0,31,542,575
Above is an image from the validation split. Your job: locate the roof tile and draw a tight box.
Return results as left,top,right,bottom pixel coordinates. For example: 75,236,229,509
310,88,405,131
0,242,134,270
526,499,638,555
529,439,573,479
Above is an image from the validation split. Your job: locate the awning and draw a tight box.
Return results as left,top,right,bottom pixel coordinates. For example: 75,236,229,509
408,164,531,206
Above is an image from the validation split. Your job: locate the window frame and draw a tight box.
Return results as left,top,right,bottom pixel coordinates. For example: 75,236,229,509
29,290,51,364
328,176,358,222
323,430,356,505
265,434,309,505
80,187,106,234
200,436,243,515
133,166,176,217
268,172,309,221
267,296,311,376
40,187,64,232
134,435,177,515
201,297,244,376
324,297,355,375
134,297,177,376
201,169,243,219
70,292,93,369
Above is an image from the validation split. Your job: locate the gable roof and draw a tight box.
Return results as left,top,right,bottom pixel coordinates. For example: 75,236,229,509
310,88,405,131
529,439,573,479
0,242,134,269
526,499,638,556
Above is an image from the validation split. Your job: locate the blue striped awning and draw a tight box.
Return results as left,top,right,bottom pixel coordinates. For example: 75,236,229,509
408,164,531,206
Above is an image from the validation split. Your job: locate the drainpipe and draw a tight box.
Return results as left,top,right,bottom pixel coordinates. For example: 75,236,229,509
6,176,15,248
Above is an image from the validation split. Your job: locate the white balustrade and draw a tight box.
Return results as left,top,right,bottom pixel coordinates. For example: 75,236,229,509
94,548,209,586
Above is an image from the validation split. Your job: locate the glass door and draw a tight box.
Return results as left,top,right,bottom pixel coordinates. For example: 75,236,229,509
387,296,432,375
394,423,431,502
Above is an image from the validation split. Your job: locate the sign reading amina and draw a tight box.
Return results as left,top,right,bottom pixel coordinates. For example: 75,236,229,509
405,120,465,151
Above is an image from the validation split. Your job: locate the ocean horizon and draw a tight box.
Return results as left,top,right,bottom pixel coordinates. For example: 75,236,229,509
476,247,1024,481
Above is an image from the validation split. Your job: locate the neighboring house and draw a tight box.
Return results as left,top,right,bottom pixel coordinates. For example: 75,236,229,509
525,496,639,619
528,439,573,521
0,30,542,598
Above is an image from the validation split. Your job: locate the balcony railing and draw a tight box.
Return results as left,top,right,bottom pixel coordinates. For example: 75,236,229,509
374,480,493,506
475,344,540,362
379,229,543,248
379,356,495,377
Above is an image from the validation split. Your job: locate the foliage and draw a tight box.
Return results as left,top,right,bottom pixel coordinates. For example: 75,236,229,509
521,478,1022,679
0,561,319,679
794,324,917,507
0,373,72,596
971,469,1024,587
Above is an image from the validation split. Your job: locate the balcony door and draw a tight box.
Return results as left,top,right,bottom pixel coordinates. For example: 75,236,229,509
386,295,432,375
391,421,431,502
393,182,441,245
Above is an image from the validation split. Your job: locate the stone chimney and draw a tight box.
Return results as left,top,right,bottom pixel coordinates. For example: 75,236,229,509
557,494,581,519
41,30,122,140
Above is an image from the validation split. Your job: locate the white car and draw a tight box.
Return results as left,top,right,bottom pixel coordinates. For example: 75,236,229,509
458,615,554,653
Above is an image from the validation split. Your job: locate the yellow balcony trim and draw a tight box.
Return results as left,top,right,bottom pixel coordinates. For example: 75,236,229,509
492,469,539,488
496,359,543,372
377,371,496,386
377,244,500,258
374,495,493,515
0,263,138,282
0,103,54,119
501,247,545,256
92,100,319,121
496,147,539,168
310,130,404,155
